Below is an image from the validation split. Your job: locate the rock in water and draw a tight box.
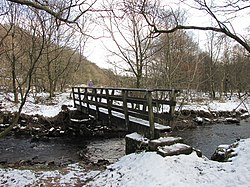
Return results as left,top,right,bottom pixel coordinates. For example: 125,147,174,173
211,143,238,162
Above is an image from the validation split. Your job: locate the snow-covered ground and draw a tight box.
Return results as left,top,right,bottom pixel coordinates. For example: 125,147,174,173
1,91,249,118
177,91,250,112
0,91,250,186
1,139,250,186
0,92,74,117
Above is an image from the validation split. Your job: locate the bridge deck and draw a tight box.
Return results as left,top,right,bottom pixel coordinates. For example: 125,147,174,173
72,87,178,139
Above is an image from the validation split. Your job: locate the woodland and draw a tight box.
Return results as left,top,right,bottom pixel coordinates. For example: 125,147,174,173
0,0,249,136
1,0,249,97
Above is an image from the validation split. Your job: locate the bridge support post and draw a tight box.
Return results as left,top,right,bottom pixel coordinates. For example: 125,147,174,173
72,87,76,108
106,89,112,126
93,88,99,121
169,89,176,126
84,88,89,115
147,90,155,139
77,87,83,112
122,90,129,131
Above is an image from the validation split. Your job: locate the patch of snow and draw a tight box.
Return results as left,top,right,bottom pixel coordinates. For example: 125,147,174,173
158,143,191,153
126,132,149,143
0,169,36,186
49,127,55,132
0,164,100,187
70,118,90,122
217,144,231,149
241,113,250,118
33,127,40,131
0,92,74,117
151,136,182,144
88,139,250,186
0,124,10,127
180,96,250,113
204,117,211,122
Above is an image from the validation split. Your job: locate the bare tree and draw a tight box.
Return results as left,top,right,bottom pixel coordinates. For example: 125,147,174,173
41,16,79,97
227,44,250,96
141,0,250,54
6,0,97,24
101,0,156,88
0,5,46,137
204,32,223,99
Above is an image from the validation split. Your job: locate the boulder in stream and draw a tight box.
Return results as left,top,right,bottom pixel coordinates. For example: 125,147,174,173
211,142,238,162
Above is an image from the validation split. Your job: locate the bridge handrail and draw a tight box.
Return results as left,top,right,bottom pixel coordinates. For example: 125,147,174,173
72,86,179,139
72,86,180,93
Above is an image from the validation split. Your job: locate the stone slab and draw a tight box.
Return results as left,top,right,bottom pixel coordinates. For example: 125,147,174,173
157,143,193,157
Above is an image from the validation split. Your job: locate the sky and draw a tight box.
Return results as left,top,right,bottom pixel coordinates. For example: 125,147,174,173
83,0,249,69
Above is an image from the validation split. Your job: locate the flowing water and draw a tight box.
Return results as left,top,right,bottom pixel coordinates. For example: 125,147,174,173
1,119,249,164
0,136,125,165
172,118,250,158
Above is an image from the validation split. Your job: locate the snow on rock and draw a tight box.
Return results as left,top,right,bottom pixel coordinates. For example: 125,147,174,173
125,132,149,143
158,143,191,153
151,136,183,144
225,117,240,124
88,139,250,186
241,112,250,119
194,116,203,122
157,143,193,157
149,136,184,151
89,139,250,187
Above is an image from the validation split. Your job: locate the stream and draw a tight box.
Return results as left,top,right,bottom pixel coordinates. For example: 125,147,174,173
0,118,250,165
0,136,125,165
172,118,250,158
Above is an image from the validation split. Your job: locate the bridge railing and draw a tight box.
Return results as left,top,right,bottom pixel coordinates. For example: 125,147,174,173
72,87,179,139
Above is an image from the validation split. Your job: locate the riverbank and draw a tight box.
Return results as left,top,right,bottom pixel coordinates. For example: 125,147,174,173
1,137,250,186
0,91,250,186
1,91,249,134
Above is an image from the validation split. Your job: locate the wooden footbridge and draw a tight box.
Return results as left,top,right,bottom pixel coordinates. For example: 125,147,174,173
72,87,178,139
72,87,194,156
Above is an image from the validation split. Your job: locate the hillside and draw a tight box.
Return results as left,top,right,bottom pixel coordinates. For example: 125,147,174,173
0,24,115,91
75,59,115,87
